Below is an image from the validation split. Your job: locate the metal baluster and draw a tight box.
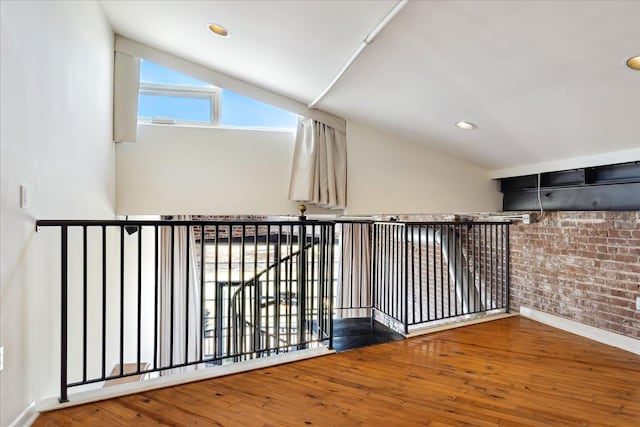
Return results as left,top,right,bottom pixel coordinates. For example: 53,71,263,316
153,225,159,370
200,224,205,362
185,225,190,365
60,226,69,403
82,226,88,383
120,226,125,376
170,224,175,367
102,225,107,379
505,225,510,313
137,225,142,373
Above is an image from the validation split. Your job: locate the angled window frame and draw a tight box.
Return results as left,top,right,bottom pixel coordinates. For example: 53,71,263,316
138,82,221,126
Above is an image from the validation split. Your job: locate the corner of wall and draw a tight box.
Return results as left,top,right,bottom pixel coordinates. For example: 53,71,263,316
519,307,639,355
0,2,116,425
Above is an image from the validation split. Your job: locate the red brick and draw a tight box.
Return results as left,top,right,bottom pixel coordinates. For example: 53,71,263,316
510,211,639,339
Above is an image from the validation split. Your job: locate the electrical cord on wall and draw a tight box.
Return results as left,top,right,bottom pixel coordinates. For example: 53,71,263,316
537,173,545,221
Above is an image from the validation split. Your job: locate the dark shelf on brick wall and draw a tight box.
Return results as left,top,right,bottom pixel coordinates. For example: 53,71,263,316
500,161,640,211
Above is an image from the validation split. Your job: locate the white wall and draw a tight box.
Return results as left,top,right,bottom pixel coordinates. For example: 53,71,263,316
116,124,306,216
0,2,115,425
345,120,501,214
118,121,500,217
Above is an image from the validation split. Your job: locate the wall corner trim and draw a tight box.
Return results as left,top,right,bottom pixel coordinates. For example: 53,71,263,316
519,307,640,355
9,401,37,427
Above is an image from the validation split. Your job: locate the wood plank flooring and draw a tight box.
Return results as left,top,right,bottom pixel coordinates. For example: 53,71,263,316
33,317,640,426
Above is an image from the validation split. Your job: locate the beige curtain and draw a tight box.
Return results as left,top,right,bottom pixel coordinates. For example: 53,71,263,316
288,118,347,209
159,216,201,374
337,223,371,318
113,51,140,143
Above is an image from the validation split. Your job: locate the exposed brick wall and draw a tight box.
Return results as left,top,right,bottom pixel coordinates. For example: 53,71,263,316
191,215,270,242
509,211,640,339
404,223,508,325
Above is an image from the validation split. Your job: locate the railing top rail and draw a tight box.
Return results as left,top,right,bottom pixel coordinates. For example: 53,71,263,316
374,221,512,226
35,219,336,228
332,219,376,224
35,219,511,229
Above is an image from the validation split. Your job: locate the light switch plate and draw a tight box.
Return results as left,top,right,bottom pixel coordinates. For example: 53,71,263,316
20,185,29,208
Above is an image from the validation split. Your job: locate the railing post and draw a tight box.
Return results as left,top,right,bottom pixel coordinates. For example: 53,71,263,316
328,224,335,350
297,222,307,349
371,223,377,322
215,281,224,363
60,225,69,403
505,224,510,313
403,225,409,335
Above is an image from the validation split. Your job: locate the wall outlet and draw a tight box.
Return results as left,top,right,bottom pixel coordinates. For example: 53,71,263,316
522,214,531,224
0,346,4,372
636,296,640,311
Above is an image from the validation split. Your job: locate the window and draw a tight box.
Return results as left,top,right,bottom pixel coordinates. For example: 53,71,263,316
139,83,219,124
138,60,297,129
220,90,297,129
138,61,219,125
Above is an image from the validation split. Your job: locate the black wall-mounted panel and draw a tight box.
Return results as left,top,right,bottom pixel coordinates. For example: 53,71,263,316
500,161,640,211
503,183,640,211
585,162,640,185
500,175,537,192
540,169,585,188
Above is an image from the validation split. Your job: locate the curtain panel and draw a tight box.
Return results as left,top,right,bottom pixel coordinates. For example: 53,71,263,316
336,223,372,318
113,51,140,143
158,216,202,374
288,118,347,209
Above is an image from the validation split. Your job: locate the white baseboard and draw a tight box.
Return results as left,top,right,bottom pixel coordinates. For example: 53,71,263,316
9,401,37,427
36,346,334,413
519,306,640,355
405,311,518,338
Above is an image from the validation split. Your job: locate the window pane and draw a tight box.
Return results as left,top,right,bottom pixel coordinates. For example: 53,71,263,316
220,90,298,129
138,94,211,122
138,61,298,129
140,60,212,87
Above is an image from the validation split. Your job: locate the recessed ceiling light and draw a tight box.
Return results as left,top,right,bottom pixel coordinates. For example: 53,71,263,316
455,121,476,130
207,23,230,38
626,56,640,71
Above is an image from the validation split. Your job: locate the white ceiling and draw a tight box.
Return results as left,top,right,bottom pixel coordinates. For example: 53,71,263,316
100,0,640,172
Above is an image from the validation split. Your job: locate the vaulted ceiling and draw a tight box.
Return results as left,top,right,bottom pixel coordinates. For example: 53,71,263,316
100,0,640,173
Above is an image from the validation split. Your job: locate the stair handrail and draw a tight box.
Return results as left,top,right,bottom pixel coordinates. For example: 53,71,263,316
229,236,319,355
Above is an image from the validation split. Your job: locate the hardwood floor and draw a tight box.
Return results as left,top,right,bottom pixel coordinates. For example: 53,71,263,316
33,317,640,426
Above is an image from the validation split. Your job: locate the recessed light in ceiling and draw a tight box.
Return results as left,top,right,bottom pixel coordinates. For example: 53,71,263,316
626,56,640,71
208,23,230,38
455,121,476,130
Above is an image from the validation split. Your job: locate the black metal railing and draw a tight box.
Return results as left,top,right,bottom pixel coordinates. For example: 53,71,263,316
36,219,334,402
38,217,509,403
371,222,510,333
